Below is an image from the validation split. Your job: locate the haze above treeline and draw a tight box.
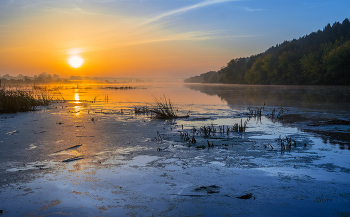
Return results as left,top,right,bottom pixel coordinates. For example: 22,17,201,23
0,72,154,84
185,18,350,85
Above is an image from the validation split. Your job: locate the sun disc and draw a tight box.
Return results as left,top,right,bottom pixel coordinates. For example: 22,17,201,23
68,55,84,68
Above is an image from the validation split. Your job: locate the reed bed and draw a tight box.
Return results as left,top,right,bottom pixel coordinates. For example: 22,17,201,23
0,87,53,113
0,89,37,113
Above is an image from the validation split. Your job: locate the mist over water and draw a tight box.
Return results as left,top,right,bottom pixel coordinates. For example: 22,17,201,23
185,83,350,113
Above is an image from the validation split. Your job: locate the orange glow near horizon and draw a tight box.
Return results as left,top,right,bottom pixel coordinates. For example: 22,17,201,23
0,4,236,79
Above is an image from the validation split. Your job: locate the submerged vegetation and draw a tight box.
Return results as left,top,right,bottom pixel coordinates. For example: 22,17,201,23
100,86,138,90
134,106,149,114
171,104,310,153
185,18,350,85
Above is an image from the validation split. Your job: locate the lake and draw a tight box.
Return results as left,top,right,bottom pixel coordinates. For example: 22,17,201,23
0,82,350,216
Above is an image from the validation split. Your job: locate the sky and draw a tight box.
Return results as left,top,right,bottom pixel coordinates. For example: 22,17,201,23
0,0,349,78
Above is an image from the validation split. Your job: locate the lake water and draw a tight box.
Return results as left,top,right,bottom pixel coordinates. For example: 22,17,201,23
0,82,350,216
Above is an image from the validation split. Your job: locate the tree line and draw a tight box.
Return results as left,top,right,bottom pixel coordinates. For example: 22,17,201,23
185,18,350,85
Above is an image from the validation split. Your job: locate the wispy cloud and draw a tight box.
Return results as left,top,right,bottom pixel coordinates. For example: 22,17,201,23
242,7,264,12
92,0,114,2
54,29,219,54
70,3,116,17
2,0,257,54
118,31,213,47
21,1,52,9
115,30,214,48
19,1,118,18
143,0,240,25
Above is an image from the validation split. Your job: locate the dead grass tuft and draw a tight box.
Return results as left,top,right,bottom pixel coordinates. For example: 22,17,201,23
150,95,184,119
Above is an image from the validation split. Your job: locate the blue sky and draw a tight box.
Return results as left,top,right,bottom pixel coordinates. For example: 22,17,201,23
0,0,349,78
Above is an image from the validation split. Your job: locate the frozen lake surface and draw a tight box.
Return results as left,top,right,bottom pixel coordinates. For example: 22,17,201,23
1,83,350,216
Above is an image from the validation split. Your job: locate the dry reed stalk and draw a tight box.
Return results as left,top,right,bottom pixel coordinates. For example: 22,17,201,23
150,95,179,119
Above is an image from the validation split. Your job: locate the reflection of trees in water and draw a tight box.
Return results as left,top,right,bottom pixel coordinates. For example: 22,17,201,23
278,117,350,151
185,84,350,150
184,84,350,110
269,114,350,151
303,129,350,151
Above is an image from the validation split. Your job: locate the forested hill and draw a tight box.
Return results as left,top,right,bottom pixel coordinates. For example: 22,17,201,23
184,18,350,85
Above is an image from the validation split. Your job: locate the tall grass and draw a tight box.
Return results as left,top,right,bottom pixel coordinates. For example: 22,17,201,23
0,87,53,113
36,92,53,106
0,89,36,113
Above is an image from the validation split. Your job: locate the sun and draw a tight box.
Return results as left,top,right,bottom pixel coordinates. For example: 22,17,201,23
68,55,84,68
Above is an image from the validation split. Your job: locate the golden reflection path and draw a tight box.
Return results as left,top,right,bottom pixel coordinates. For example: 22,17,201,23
74,89,82,116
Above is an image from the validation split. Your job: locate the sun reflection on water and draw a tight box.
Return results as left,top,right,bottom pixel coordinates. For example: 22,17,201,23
74,89,82,116
74,105,82,116
74,90,80,102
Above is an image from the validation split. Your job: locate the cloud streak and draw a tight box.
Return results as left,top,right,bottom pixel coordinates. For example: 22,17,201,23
143,0,240,25
68,30,219,54
242,7,264,12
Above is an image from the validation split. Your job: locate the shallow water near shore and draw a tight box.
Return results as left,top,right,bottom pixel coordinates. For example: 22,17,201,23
1,83,350,216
